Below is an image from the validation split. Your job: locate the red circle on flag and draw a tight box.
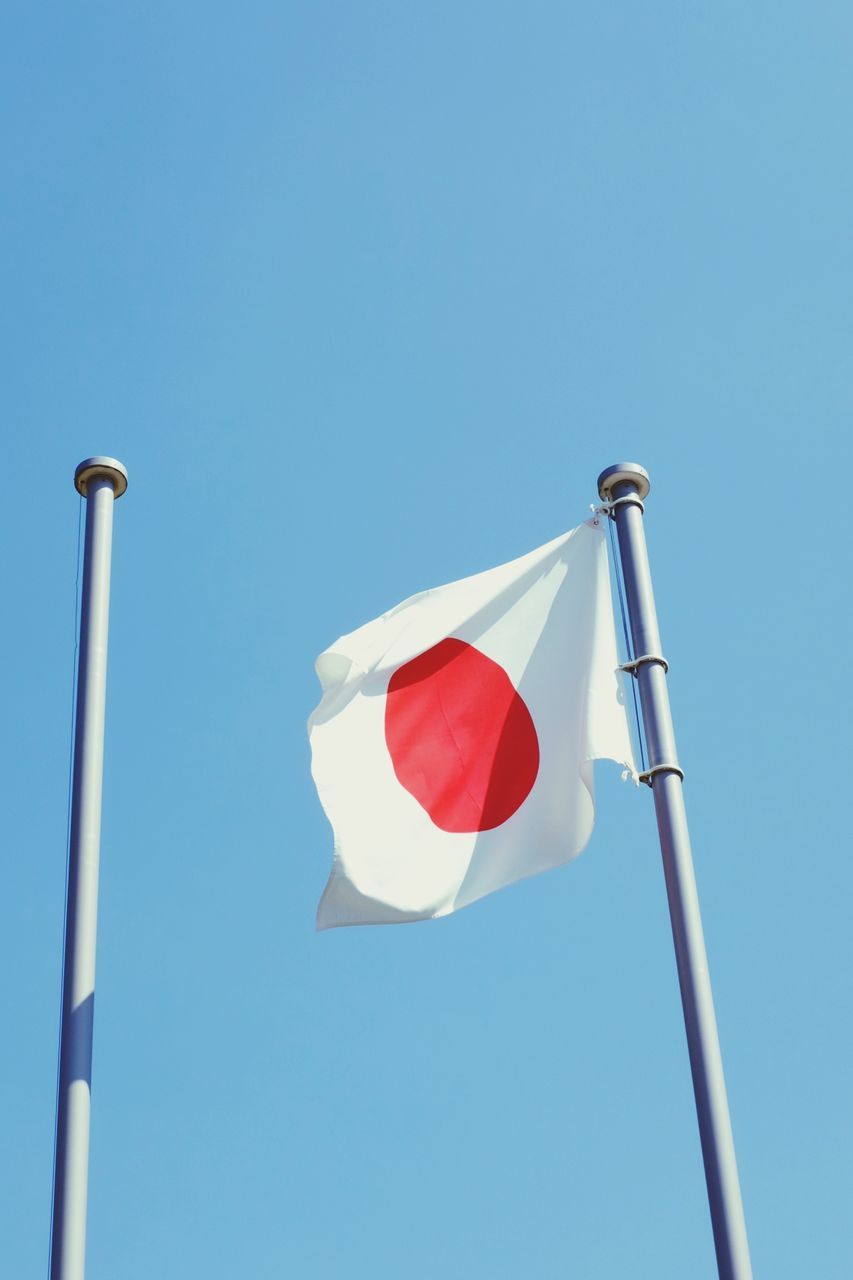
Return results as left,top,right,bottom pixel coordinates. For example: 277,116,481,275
384,638,539,833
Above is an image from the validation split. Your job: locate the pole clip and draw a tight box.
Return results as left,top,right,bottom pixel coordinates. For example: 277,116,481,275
620,652,669,676
638,762,685,787
602,494,645,517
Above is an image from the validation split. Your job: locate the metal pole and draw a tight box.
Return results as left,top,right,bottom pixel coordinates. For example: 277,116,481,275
50,457,128,1280
597,463,752,1280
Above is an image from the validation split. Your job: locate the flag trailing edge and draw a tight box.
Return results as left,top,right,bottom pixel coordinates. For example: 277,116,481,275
309,518,637,930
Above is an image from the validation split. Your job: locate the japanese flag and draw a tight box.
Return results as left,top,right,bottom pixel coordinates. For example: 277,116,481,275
309,519,636,929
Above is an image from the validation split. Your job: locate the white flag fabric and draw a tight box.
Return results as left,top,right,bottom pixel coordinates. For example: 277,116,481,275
309,519,636,930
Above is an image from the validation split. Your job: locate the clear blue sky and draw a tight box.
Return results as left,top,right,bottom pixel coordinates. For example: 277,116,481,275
2,4,852,1276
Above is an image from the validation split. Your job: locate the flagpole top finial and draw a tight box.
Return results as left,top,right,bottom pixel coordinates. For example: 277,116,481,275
74,457,128,499
597,463,650,503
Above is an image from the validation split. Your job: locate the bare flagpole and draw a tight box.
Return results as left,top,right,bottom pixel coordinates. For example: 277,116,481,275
50,458,128,1280
597,463,752,1280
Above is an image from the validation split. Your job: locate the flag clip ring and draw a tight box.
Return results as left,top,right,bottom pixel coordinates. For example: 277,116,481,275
605,494,645,516
620,652,669,676
639,763,685,787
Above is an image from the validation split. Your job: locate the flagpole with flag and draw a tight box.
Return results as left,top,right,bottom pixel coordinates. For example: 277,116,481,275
597,463,752,1280
50,457,127,1280
307,461,753,1273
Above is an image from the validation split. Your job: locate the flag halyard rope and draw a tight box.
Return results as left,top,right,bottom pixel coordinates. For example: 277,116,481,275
48,494,84,1279
606,510,647,773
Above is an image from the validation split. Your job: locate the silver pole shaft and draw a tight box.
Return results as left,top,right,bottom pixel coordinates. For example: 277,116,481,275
51,458,127,1280
598,464,752,1280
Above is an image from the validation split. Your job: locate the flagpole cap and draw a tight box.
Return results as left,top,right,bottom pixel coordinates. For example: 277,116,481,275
597,463,650,503
74,457,129,499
